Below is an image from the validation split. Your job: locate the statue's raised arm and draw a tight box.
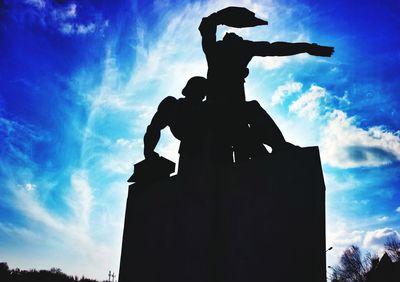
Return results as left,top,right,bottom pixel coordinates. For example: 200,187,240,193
199,7,268,61
198,6,334,103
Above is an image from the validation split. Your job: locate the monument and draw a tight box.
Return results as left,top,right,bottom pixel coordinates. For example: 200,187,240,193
119,6,333,282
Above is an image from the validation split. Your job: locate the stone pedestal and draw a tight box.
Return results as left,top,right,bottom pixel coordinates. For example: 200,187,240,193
119,147,326,282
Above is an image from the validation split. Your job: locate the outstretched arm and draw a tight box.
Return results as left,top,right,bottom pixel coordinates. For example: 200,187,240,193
143,97,176,159
249,41,334,57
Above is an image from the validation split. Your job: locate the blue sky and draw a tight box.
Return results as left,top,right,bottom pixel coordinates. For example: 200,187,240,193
0,0,399,280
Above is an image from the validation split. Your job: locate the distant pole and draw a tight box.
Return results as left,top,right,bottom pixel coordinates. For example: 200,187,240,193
108,270,111,282
112,272,115,282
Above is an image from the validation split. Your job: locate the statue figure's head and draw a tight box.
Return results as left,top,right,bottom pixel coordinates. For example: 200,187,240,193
182,76,207,102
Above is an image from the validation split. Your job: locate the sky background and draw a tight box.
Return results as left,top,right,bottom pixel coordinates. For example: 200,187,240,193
0,0,399,280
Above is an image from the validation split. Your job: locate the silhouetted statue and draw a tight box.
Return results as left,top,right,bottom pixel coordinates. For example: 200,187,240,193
121,7,330,282
144,76,207,173
143,77,290,168
205,99,299,164
199,6,334,103
244,100,297,153
197,7,333,160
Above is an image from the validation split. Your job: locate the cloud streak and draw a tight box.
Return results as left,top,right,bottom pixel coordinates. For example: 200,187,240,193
12,1,107,36
321,110,400,168
271,81,303,105
289,84,327,119
270,80,400,168
7,170,120,279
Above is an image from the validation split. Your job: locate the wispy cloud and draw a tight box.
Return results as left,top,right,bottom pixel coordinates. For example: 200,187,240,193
51,3,77,21
378,216,389,222
25,0,46,10
60,22,98,35
271,81,303,105
7,170,120,278
67,170,93,230
23,183,36,191
289,84,327,119
100,138,143,174
14,1,107,36
0,222,40,242
0,115,50,166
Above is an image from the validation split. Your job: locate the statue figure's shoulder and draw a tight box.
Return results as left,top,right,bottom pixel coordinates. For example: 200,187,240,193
158,96,178,112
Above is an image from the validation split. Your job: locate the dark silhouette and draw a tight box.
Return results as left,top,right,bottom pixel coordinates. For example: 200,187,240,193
142,7,331,166
384,235,400,262
127,155,175,184
0,262,101,282
199,6,334,103
143,76,296,168
196,6,332,162
121,147,327,282
366,252,400,282
143,76,207,173
330,239,400,282
329,245,377,281
120,6,333,282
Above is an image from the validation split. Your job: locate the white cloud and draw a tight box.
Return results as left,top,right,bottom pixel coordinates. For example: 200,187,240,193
59,23,96,35
66,3,77,18
327,225,400,268
24,183,36,191
59,23,74,34
52,3,77,21
320,110,400,168
289,84,327,119
363,228,400,254
326,221,365,266
76,23,96,34
269,81,400,169
271,81,303,105
378,216,389,222
396,207,400,213
252,56,291,70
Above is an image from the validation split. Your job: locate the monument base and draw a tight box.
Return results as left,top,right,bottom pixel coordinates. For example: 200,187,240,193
119,146,326,282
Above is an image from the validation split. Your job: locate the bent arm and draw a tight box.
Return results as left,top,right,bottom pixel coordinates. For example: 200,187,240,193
143,97,176,159
198,13,221,56
249,41,334,57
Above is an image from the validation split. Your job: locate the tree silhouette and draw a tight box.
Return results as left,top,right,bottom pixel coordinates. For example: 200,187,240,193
0,263,104,282
330,236,400,282
384,235,400,262
329,245,378,282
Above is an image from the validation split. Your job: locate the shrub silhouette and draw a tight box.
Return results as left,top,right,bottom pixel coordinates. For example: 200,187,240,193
0,262,103,282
